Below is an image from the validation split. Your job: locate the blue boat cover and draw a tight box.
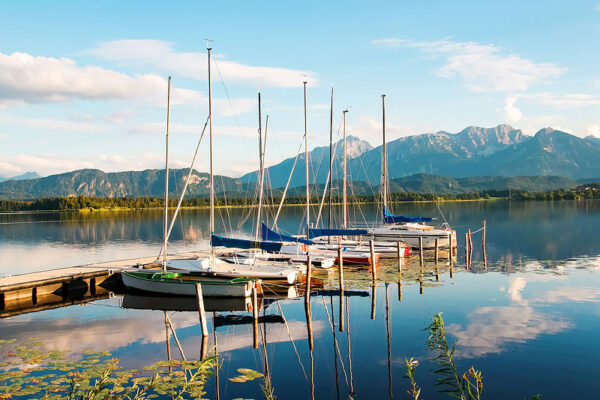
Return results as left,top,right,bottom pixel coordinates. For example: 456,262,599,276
211,234,282,252
261,223,313,245
383,206,433,224
307,228,369,239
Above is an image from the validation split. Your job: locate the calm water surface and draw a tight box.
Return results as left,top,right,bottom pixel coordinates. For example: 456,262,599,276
1,200,600,399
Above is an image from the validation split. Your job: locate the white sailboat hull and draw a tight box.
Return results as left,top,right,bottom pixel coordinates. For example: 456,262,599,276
369,227,455,248
121,271,254,297
165,258,301,285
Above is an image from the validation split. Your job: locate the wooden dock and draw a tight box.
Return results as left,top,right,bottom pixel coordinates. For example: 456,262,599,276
0,252,205,316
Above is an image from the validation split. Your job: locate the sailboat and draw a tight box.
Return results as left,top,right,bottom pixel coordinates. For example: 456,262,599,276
150,58,305,284
122,54,262,297
368,94,457,249
259,87,381,265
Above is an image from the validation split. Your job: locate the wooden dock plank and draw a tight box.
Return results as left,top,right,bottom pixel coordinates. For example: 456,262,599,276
0,251,207,293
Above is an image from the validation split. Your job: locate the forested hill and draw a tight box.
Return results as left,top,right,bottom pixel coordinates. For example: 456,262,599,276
0,168,248,200
0,168,591,200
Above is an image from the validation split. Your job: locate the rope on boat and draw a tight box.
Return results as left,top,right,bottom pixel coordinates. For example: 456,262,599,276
157,116,209,260
273,139,304,229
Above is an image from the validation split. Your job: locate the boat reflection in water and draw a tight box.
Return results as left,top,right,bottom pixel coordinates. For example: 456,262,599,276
121,293,252,313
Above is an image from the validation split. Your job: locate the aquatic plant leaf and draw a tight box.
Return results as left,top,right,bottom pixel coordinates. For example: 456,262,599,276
237,368,264,380
230,376,250,383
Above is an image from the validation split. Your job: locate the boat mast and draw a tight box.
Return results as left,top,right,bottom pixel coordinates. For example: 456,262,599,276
162,76,171,273
255,93,266,241
381,94,388,216
207,44,214,261
328,87,334,234
342,109,348,229
304,81,310,236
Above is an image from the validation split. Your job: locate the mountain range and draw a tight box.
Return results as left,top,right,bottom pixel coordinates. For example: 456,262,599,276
0,169,245,200
0,172,40,183
241,124,600,186
2,124,600,200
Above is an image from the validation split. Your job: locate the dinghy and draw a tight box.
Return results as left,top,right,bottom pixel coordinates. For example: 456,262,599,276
121,271,256,297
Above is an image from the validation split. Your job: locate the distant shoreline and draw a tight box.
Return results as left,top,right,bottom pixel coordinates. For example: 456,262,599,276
3,191,599,214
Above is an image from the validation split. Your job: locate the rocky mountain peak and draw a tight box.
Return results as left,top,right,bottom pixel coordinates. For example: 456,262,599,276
344,135,373,158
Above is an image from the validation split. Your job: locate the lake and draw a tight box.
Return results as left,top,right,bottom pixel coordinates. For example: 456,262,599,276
1,200,600,399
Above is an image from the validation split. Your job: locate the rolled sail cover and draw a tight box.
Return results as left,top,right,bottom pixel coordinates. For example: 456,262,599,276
383,206,433,224
211,234,282,252
261,223,313,245
307,228,369,239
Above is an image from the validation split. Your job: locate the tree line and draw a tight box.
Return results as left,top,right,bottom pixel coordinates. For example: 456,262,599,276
1,188,599,212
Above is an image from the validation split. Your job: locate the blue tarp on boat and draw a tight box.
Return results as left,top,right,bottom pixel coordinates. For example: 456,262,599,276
383,206,433,224
211,234,282,252
307,228,369,239
261,223,313,245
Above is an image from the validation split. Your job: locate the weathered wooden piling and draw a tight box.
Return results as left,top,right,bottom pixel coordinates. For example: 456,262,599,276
434,238,439,265
468,228,473,266
464,232,470,266
252,285,259,349
449,232,454,264
338,247,345,332
195,284,209,338
397,242,403,273
200,335,209,361
370,240,377,281
419,237,424,267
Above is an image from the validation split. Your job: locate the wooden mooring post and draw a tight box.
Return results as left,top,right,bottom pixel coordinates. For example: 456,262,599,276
338,247,345,332
370,240,376,282
397,241,403,273
195,284,209,337
449,231,454,264
468,228,473,266
434,238,439,265
464,232,470,267
419,237,424,267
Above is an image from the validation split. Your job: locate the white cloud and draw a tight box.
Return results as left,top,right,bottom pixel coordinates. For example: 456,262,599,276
373,38,565,92
448,306,570,358
0,51,170,106
348,115,414,142
537,286,600,304
87,39,318,88
0,114,105,132
585,124,600,137
0,152,184,177
105,110,134,124
518,92,600,109
503,96,522,123
0,50,255,113
507,277,527,303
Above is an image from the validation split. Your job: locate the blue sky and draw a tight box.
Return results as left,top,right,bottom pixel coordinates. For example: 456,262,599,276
2,0,600,178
